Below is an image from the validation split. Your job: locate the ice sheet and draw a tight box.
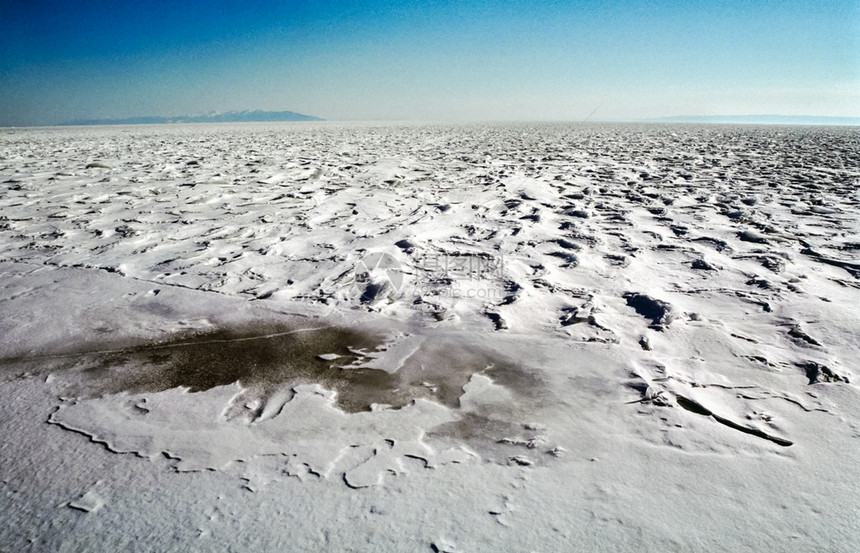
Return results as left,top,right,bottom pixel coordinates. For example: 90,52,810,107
1,122,858,552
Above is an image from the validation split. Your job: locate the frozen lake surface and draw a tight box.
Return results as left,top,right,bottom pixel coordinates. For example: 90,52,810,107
1,122,858,552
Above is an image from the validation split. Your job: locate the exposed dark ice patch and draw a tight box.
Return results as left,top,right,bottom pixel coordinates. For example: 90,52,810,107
485,311,509,330
7,320,539,416
691,259,716,271
552,238,581,251
798,362,849,385
738,230,770,244
72,322,399,413
623,292,675,330
394,239,416,252
360,281,393,304
787,325,822,347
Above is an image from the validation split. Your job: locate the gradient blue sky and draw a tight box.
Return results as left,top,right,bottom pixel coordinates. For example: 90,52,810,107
1,0,858,125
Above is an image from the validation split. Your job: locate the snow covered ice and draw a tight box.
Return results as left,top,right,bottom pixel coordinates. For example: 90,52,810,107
1,122,859,551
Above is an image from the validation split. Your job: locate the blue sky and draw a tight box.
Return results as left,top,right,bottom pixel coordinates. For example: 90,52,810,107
1,0,857,125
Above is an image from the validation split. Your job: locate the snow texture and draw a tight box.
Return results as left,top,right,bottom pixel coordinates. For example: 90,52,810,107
1,122,859,552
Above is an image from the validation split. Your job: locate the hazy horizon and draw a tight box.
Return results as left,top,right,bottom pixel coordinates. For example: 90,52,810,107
10,111,860,129
2,1,858,127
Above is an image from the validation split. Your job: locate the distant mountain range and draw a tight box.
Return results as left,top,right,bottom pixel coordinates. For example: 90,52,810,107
647,115,860,126
63,110,323,126
48,112,860,127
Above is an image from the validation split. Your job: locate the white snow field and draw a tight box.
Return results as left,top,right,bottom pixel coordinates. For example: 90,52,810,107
1,122,858,552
